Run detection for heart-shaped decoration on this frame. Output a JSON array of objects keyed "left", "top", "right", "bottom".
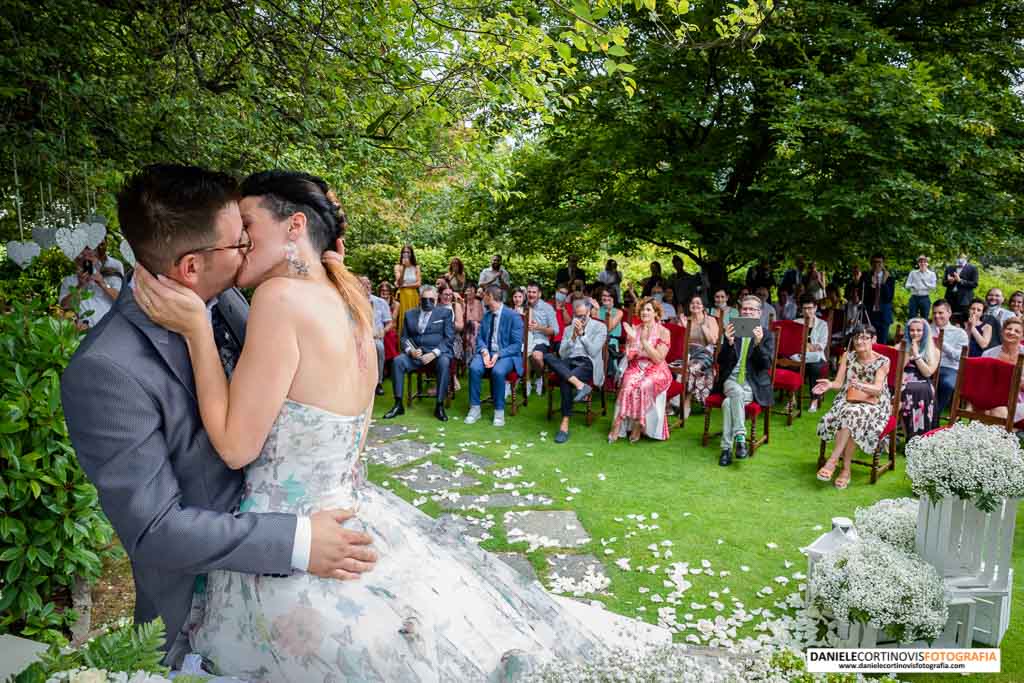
[
  {"left": 119, "top": 238, "right": 136, "bottom": 267},
  {"left": 56, "top": 225, "right": 90, "bottom": 260},
  {"left": 83, "top": 222, "right": 107, "bottom": 250},
  {"left": 31, "top": 227, "right": 58, "bottom": 249},
  {"left": 6, "top": 240, "right": 41, "bottom": 269}
]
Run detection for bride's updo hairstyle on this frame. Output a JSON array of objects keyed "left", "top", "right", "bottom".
[{"left": 240, "top": 170, "right": 372, "bottom": 339}]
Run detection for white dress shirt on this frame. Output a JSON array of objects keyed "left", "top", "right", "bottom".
[{"left": 904, "top": 268, "right": 937, "bottom": 296}]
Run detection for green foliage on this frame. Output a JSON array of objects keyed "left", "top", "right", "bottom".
[
  {"left": 12, "top": 619, "right": 169, "bottom": 682},
  {"left": 0, "top": 298, "right": 113, "bottom": 643},
  {"left": 0, "top": 249, "right": 74, "bottom": 310}
]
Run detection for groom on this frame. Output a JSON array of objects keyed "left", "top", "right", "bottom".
[{"left": 61, "top": 164, "right": 377, "bottom": 667}]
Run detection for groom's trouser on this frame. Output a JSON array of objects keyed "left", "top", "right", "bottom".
[{"left": 392, "top": 352, "right": 451, "bottom": 403}]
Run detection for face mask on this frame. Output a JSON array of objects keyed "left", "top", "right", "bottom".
[
  {"left": 653, "top": 293, "right": 664, "bottom": 302},
  {"left": 420, "top": 299, "right": 436, "bottom": 312},
  {"left": 957, "top": 258, "right": 967, "bottom": 267},
  {"left": 555, "top": 292, "right": 567, "bottom": 303}
]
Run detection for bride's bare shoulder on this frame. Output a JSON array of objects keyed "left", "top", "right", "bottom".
[{"left": 249, "top": 277, "right": 314, "bottom": 315}]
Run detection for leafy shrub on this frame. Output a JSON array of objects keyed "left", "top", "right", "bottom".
[
  {"left": 0, "top": 298, "right": 113, "bottom": 643},
  {"left": 0, "top": 248, "right": 75, "bottom": 311}
]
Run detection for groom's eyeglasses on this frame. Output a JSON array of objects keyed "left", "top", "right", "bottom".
[{"left": 173, "top": 229, "right": 253, "bottom": 265}]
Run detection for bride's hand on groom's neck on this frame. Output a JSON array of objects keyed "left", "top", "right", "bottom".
[
  {"left": 308, "top": 508, "right": 377, "bottom": 581},
  {"left": 134, "top": 265, "right": 208, "bottom": 337}
]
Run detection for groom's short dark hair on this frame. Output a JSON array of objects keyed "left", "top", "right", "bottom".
[{"left": 117, "top": 164, "right": 238, "bottom": 273}]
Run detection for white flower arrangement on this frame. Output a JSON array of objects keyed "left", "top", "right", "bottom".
[
  {"left": 854, "top": 498, "right": 919, "bottom": 553},
  {"left": 905, "top": 422, "right": 1024, "bottom": 512},
  {"left": 810, "top": 538, "right": 947, "bottom": 643},
  {"left": 45, "top": 669, "right": 172, "bottom": 683}
]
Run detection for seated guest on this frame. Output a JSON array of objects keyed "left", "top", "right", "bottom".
[
  {"left": 901, "top": 318, "right": 940, "bottom": 438},
  {"left": 551, "top": 286, "right": 575, "bottom": 350},
  {"left": 795, "top": 296, "right": 830, "bottom": 413},
  {"left": 713, "top": 295, "right": 775, "bottom": 466},
  {"left": 683, "top": 294, "right": 721, "bottom": 420},
  {"left": 465, "top": 286, "right": 524, "bottom": 427},
  {"left": 813, "top": 323, "right": 891, "bottom": 489},
  {"left": 544, "top": 299, "right": 607, "bottom": 443},
  {"left": 360, "top": 275, "right": 393, "bottom": 396},
  {"left": 593, "top": 286, "right": 624, "bottom": 381},
  {"left": 650, "top": 283, "right": 677, "bottom": 322},
  {"left": 511, "top": 287, "right": 527, "bottom": 316},
  {"left": 964, "top": 298, "right": 995, "bottom": 357},
  {"left": 597, "top": 259, "right": 623, "bottom": 304},
  {"left": 984, "top": 287, "right": 1012, "bottom": 330},
  {"left": 384, "top": 284, "right": 455, "bottom": 422},
  {"left": 661, "top": 286, "right": 680, "bottom": 322},
  {"left": 931, "top": 299, "right": 970, "bottom": 415},
  {"left": 463, "top": 283, "right": 483, "bottom": 365},
  {"left": 438, "top": 286, "right": 465, "bottom": 389},
  {"left": 622, "top": 288, "right": 638, "bottom": 325},
  {"left": 821, "top": 284, "right": 843, "bottom": 314},
  {"left": 982, "top": 317, "right": 1024, "bottom": 424},
  {"left": 525, "top": 282, "right": 558, "bottom": 396},
  {"left": 1010, "top": 290, "right": 1024, "bottom": 320},
  {"left": 712, "top": 288, "right": 738, "bottom": 327},
  {"left": 608, "top": 297, "right": 672, "bottom": 443},
  {"left": 754, "top": 286, "right": 776, "bottom": 329}
]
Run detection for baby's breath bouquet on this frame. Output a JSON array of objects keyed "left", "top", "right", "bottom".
[{"left": 854, "top": 498, "right": 918, "bottom": 553}]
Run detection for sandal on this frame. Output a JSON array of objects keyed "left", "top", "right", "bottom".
[
  {"left": 834, "top": 470, "right": 851, "bottom": 490},
  {"left": 816, "top": 457, "right": 839, "bottom": 482}
]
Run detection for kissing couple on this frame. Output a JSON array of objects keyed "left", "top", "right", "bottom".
[{"left": 61, "top": 165, "right": 604, "bottom": 682}]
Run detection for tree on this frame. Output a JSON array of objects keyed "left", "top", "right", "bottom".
[{"left": 456, "top": 0, "right": 1024, "bottom": 272}]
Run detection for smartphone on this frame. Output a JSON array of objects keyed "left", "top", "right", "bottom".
[
  {"left": 82, "top": 260, "right": 93, "bottom": 275},
  {"left": 731, "top": 317, "right": 759, "bottom": 338}
]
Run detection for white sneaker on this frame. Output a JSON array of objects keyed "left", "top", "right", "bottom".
[
  {"left": 535, "top": 378, "right": 543, "bottom": 395},
  {"left": 464, "top": 406, "right": 482, "bottom": 424},
  {"left": 525, "top": 381, "right": 533, "bottom": 397},
  {"left": 493, "top": 410, "right": 505, "bottom": 427},
  {"left": 808, "top": 401, "right": 819, "bottom": 414}
]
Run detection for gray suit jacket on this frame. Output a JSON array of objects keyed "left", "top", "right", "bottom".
[
  {"left": 61, "top": 282, "right": 296, "bottom": 663},
  {"left": 558, "top": 317, "right": 608, "bottom": 387}
]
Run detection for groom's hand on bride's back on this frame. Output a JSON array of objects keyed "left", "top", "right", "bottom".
[{"left": 309, "top": 509, "right": 377, "bottom": 580}]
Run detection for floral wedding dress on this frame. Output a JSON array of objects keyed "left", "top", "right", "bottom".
[{"left": 189, "top": 399, "right": 602, "bottom": 682}]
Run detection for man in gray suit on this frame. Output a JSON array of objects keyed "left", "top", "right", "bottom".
[
  {"left": 61, "top": 164, "right": 377, "bottom": 667},
  {"left": 383, "top": 284, "right": 455, "bottom": 422},
  {"left": 543, "top": 297, "right": 607, "bottom": 444}
]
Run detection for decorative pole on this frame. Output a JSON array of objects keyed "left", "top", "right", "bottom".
[{"left": 13, "top": 152, "right": 24, "bottom": 239}]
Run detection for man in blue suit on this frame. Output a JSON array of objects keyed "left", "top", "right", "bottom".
[
  {"left": 383, "top": 284, "right": 455, "bottom": 422},
  {"left": 465, "top": 285, "right": 524, "bottom": 427}
]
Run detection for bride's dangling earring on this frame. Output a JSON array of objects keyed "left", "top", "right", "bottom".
[{"left": 284, "top": 240, "right": 309, "bottom": 277}]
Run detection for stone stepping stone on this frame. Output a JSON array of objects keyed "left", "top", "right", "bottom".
[
  {"left": 448, "top": 450, "right": 494, "bottom": 471},
  {"left": 504, "top": 510, "right": 591, "bottom": 550},
  {"left": 366, "top": 422, "right": 416, "bottom": 445},
  {"left": 495, "top": 552, "right": 539, "bottom": 582},
  {"left": 393, "top": 462, "right": 481, "bottom": 493},
  {"left": 364, "top": 439, "right": 435, "bottom": 468},
  {"left": 546, "top": 554, "right": 610, "bottom": 596},
  {"left": 439, "top": 492, "right": 553, "bottom": 510},
  {"left": 435, "top": 514, "right": 495, "bottom": 544}
]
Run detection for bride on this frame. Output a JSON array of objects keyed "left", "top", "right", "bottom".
[{"left": 133, "top": 171, "right": 600, "bottom": 682}]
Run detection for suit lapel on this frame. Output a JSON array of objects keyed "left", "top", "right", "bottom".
[{"left": 117, "top": 277, "right": 197, "bottom": 398}]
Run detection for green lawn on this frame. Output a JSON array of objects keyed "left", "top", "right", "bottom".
[{"left": 369, "top": 382, "right": 1023, "bottom": 682}]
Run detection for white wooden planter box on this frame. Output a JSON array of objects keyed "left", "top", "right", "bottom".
[
  {"left": 915, "top": 496, "right": 1017, "bottom": 589},
  {"left": 946, "top": 569, "right": 1014, "bottom": 647},
  {"left": 833, "top": 596, "right": 976, "bottom": 650}
]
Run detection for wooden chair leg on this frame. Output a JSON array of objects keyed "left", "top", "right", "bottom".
[
  {"left": 702, "top": 407, "right": 712, "bottom": 447},
  {"left": 870, "top": 447, "right": 880, "bottom": 484},
  {"left": 786, "top": 392, "right": 795, "bottom": 427},
  {"left": 585, "top": 396, "right": 594, "bottom": 426},
  {"left": 509, "top": 382, "right": 518, "bottom": 416},
  {"left": 764, "top": 403, "right": 771, "bottom": 445}
]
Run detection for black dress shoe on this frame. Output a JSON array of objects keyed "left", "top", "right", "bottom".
[
  {"left": 375, "top": 384, "right": 385, "bottom": 396},
  {"left": 719, "top": 449, "right": 733, "bottom": 467},
  {"left": 734, "top": 441, "right": 749, "bottom": 460},
  {"left": 383, "top": 402, "right": 405, "bottom": 419},
  {"left": 434, "top": 404, "right": 448, "bottom": 422}
]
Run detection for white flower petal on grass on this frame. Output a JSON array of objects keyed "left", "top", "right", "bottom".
[
  {"left": 783, "top": 560, "right": 794, "bottom": 569},
  {"left": 701, "top": 559, "right": 711, "bottom": 568},
  {"left": 412, "top": 496, "right": 428, "bottom": 506},
  {"left": 740, "top": 565, "right": 750, "bottom": 572},
  {"left": 774, "top": 576, "right": 790, "bottom": 585},
  {"left": 597, "top": 473, "right": 606, "bottom": 480},
  {"left": 766, "top": 542, "right": 778, "bottom": 549},
  {"left": 615, "top": 558, "right": 631, "bottom": 571}
]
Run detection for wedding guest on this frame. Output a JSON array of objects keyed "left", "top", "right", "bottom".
[
  {"left": 543, "top": 298, "right": 606, "bottom": 443},
  {"left": 465, "top": 286, "right": 523, "bottom": 427},
  {"left": 650, "top": 283, "right": 677, "bottom": 322},
  {"left": 821, "top": 284, "right": 843, "bottom": 314},
  {"left": 360, "top": 275, "right": 393, "bottom": 397},
  {"left": 511, "top": 287, "right": 527, "bottom": 316},
  {"left": 745, "top": 259, "right": 775, "bottom": 294},
  {"left": 964, "top": 298, "right": 994, "bottom": 357},
  {"left": 1010, "top": 291, "right": 1024, "bottom": 319},
  {"left": 393, "top": 244, "right": 421, "bottom": 336},
  {"left": 463, "top": 283, "right": 484, "bottom": 365},
  {"left": 621, "top": 288, "right": 638, "bottom": 325},
  {"left": 713, "top": 295, "right": 775, "bottom": 466},
  {"left": 447, "top": 257, "right": 467, "bottom": 292},
  {"left": 985, "top": 287, "right": 1015, "bottom": 325},
  {"left": 813, "top": 323, "right": 891, "bottom": 489},
  {"left": 379, "top": 281, "right": 400, "bottom": 366},
  {"left": 555, "top": 254, "right": 587, "bottom": 290},
  {"left": 594, "top": 286, "right": 624, "bottom": 382},
  {"left": 844, "top": 263, "right": 867, "bottom": 305},
  {"left": 597, "top": 259, "right": 623, "bottom": 304},
  {"left": 478, "top": 254, "right": 511, "bottom": 301},
  {"left": 943, "top": 252, "right": 979, "bottom": 323},
  {"left": 804, "top": 261, "right": 827, "bottom": 302},
  {"left": 982, "top": 317, "right": 1024, "bottom": 424},
  {"left": 780, "top": 256, "right": 806, "bottom": 293},
  {"left": 379, "top": 281, "right": 399, "bottom": 321},
  {"left": 904, "top": 255, "right": 937, "bottom": 320},
  {"left": 900, "top": 318, "right": 939, "bottom": 438},
  {"left": 775, "top": 287, "right": 797, "bottom": 321},
  {"left": 439, "top": 286, "right": 465, "bottom": 386},
  {"left": 865, "top": 253, "right": 896, "bottom": 344},
  {"left": 60, "top": 245, "right": 124, "bottom": 328},
  {"left": 931, "top": 299, "right": 969, "bottom": 415},
  {"left": 661, "top": 286, "right": 680, "bottom": 323},
  {"left": 755, "top": 286, "right": 776, "bottom": 329},
  {"left": 713, "top": 288, "right": 738, "bottom": 327},
  {"left": 525, "top": 282, "right": 557, "bottom": 397},
  {"left": 641, "top": 261, "right": 666, "bottom": 296},
  {"left": 683, "top": 294, "right": 720, "bottom": 420},
  {"left": 608, "top": 297, "right": 672, "bottom": 443},
  {"left": 668, "top": 255, "right": 699, "bottom": 308},
  {"left": 551, "top": 287, "right": 576, "bottom": 351},
  {"left": 795, "top": 296, "right": 830, "bottom": 413}
]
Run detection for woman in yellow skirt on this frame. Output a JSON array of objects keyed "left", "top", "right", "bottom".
[{"left": 393, "top": 244, "right": 421, "bottom": 336}]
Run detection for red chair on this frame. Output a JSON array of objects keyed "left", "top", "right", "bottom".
[
  {"left": 816, "top": 342, "right": 905, "bottom": 484},
  {"left": 662, "top": 322, "right": 690, "bottom": 428},
  {"left": 771, "top": 320, "right": 808, "bottom": 426},
  {"left": 701, "top": 337, "right": 773, "bottom": 456},
  {"left": 383, "top": 328, "right": 400, "bottom": 361},
  {"left": 480, "top": 313, "right": 527, "bottom": 416},
  {"left": 546, "top": 333, "right": 607, "bottom": 426},
  {"left": 949, "top": 348, "right": 1024, "bottom": 432}
]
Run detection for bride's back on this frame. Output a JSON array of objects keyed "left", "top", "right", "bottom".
[{"left": 262, "top": 275, "right": 376, "bottom": 418}]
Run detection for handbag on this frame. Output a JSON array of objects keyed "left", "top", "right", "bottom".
[{"left": 845, "top": 385, "right": 879, "bottom": 405}]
